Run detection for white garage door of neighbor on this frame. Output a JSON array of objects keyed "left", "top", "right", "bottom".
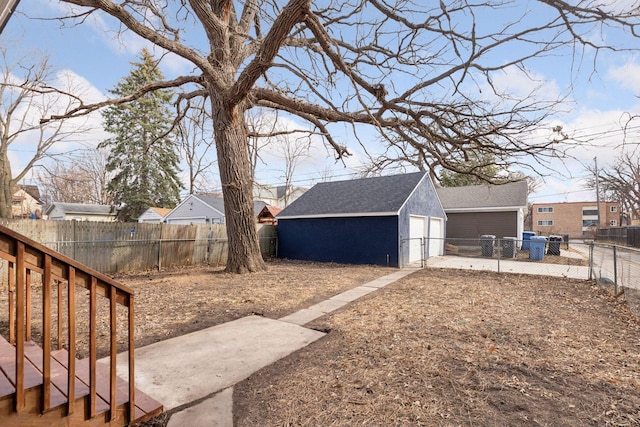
[
  {"left": 428, "top": 217, "right": 443, "bottom": 257},
  {"left": 409, "top": 216, "right": 426, "bottom": 263}
]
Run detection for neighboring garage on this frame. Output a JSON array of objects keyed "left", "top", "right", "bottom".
[
  {"left": 276, "top": 172, "right": 446, "bottom": 267},
  {"left": 435, "top": 181, "right": 528, "bottom": 244}
]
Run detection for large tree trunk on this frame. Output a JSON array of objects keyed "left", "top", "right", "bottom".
[
  {"left": 211, "top": 96, "right": 266, "bottom": 273},
  {"left": 0, "top": 152, "right": 13, "bottom": 218}
]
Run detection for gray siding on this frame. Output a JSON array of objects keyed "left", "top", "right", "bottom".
[
  {"left": 397, "top": 175, "right": 447, "bottom": 266},
  {"left": 165, "top": 196, "right": 224, "bottom": 224}
]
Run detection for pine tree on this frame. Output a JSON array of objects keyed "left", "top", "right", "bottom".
[{"left": 100, "top": 49, "right": 182, "bottom": 221}]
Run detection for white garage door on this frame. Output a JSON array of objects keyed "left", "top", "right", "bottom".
[
  {"left": 409, "top": 216, "right": 426, "bottom": 263},
  {"left": 428, "top": 217, "right": 444, "bottom": 257}
]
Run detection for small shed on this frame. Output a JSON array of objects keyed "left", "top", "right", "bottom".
[
  {"left": 277, "top": 172, "right": 446, "bottom": 267},
  {"left": 258, "top": 205, "right": 282, "bottom": 225},
  {"left": 436, "top": 181, "right": 528, "bottom": 243}
]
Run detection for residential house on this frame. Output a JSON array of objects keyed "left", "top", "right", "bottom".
[
  {"left": 163, "top": 193, "right": 268, "bottom": 225},
  {"left": 12, "top": 184, "right": 43, "bottom": 218},
  {"left": 436, "top": 181, "right": 528, "bottom": 243},
  {"left": 253, "top": 184, "right": 306, "bottom": 208},
  {"left": 45, "top": 202, "right": 118, "bottom": 221},
  {"left": 276, "top": 172, "right": 446, "bottom": 267},
  {"left": 531, "top": 201, "right": 621, "bottom": 238}
]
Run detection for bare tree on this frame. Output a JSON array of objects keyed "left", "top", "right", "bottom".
[
  {"left": 0, "top": 45, "right": 92, "bottom": 217},
  {"left": 586, "top": 152, "right": 640, "bottom": 224},
  {"left": 47, "top": 0, "right": 640, "bottom": 272},
  {"left": 36, "top": 147, "right": 113, "bottom": 206},
  {"left": 177, "top": 97, "right": 218, "bottom": 194}
]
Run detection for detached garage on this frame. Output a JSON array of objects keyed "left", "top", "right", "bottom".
[
  {"left": 435, "top": 181, "right": 528, "bottom": 243},
  {"left": 277, "top": 172, "right": 446, "bottom": 267}
]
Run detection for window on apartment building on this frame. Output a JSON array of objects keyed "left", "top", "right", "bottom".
[
  {"left": 610, "top": 206, "right": 617, "bottom": 212},
  {"left": 537, "top": 207, "right": 553, "bottom": 213},
  {"left": 537, "top": 220, "right": 553, "bottom": 226},
  {"left": 582, "top": 209, "right": 598, "bottom": 216},
  {"left": 582, "top": 219, "right": 598, "bottom": 227},
  {"left": 610, "top": 220, "right": 618, "bottom": 226}
]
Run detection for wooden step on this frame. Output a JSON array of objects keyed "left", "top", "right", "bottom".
[{"left": 0, "top": 336, "right": 163, "bottom": 426}]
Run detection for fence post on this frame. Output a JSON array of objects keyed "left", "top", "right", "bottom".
[
  {"left": 496, "top": 239, "right": 502, "bottom": 273},
  {"left": 613, "top": 245, "right": 618, "bottom": 295},
  {"left": 588, "top": 242, "right": 594, "bottom": 281},
  {"left": 158, "top": 237, "right": 162, "bottom": 272}
]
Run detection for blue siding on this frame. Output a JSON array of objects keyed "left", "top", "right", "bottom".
[{"left": 278, "top": 216, "right": 399, "bottom": 267}]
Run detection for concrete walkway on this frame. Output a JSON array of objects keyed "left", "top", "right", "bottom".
[
  {"left": 427, "top": 253, "right": 591, "bottom": 280},
  {"left": 99, "top": 268, "right": 420, "bottom": 426}
]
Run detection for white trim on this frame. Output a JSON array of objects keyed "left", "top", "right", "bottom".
[
  {"left": 444, "top": 206, "right": 526, "bottom": 213},
  {"left": 277, "top": 211, "right": 398, "bottom": 220}
]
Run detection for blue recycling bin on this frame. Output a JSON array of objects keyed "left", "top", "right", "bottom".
[
  {"left": 529, "top": 236, "right": 547, "bottom": 261},
  {"left": 522, "top": 231, "right": 536, "bottom": 250}
]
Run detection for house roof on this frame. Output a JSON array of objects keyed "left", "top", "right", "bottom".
[
  {"left": 259, "top": 205, "right": 283, "bottom": 218},
  {"left": 188, "top": 194, "right": 268, "bottom": 217},
  {"left": 150, "top": 207, "right": 172, "bottom": 217},
  {"left": 45, "top": 202, "right": 116, "bottom": 216},
  {"left": 278, "top": 172, "right": 429, "bottom": 218},
  {"left": 15, "top": 184, "right": 41, "bottom": 201},
  {"left": 195, "top": 194, "right": 226, "bottom": 214},
  {"left": 435, "top": 181, "right": 528, "bottom": 210}
]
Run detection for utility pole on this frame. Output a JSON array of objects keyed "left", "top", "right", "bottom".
[
  {"left": 594, "top": 157, "right": 601, "bottom": 227},
  {"left": 0, "top": 0, "right": 20, "bottom": 34}
]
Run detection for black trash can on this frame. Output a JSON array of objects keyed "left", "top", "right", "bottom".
[
  {"left": 547, "top": 235, "right": 562, "bottom": 255},
  {"left": 502, "top": 237, "right": 517, "bottom": 258},
  {"left": 480, "top": 235, "right": 495, "bottom": 257},
  {"left": 563, "top": 234, "right": 569, "bottom": 249}
]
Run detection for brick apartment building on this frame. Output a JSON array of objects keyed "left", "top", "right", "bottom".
[{"left": 530, "top": 201, "right": 621, "bottom": 239}]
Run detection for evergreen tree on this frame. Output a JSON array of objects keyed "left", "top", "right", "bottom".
[{"left": 100, "top": 49, "right": 182, "bottom": 221}]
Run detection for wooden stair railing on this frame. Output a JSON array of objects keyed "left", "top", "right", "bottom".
[{"left": 0, "top": 224, "right": 147, "bottom": 425}]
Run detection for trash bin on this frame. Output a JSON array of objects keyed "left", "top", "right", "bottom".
[
  {"left": 522, "top": 231, "right": 536, "bottom": 250},
  {"left": 529, "top": 236, "right": 547, "bottom": 261},
  {"left": 480, "top": 235, "right": 495, "bottom": 257},
  {"left": 563, "top": 234, "right": 569, "bottom": 249},
  {"left": 547, "top": 235, "right": 562, "bottom": 255},
  {"left": 502, "top": 237, "right": 517, "bottom": 258}
]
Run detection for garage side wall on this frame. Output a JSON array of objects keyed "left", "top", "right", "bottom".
[
  {"left": 397, "top": 178, "right": 447, "bottom": 266},
  {"left": 278, "top": 216, "right": 399, "bottom": 267}
]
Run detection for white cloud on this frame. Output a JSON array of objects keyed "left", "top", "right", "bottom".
[
  {"left": 8, "top": 68, "right": 109, "bottom": 176},
  {"left": 607, "top": 58, "right": 640, "bottom": 93}
]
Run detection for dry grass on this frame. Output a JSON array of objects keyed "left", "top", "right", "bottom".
[
  {"left": 3, "top": 259, "right": 639, "bottom": 425},
  {"left": 234, "top": 268, "right": 640, "bottom": 426}
]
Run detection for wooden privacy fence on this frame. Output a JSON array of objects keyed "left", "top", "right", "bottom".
[{"left": 0, "top": 219, "right": 277, "bottom": 275}]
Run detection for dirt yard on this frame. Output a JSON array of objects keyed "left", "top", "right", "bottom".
[
  {"left": 127, "top": 260, "right": 640, "bottom": 426},
  {"left": 4, "top": 259, "right": 639, "bottom": 425}
]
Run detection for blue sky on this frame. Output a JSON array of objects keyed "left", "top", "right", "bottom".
[{"left": 3, "top": 0, "right": 640, "bottom": 203}]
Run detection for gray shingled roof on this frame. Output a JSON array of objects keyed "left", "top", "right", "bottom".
[
  {"left": 47, "top": 202, "right": 116, "bottom": 215},
  {"left": 278, "top": 172, "right": 428, "bottom": 218},
  {"left": 435, "top": 181, "right": 528, "bottom": 210},
  {"left": 196, "top": 194, "right": 226, "bottom": 214},
  {"left": 196, "top": 194, "right": 268, "bottom": 216}
]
